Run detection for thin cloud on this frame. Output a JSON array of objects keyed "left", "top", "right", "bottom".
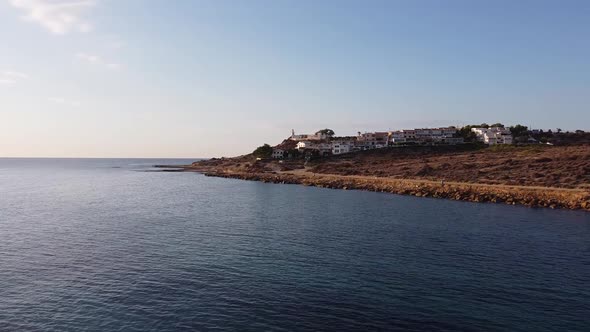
[
  {"left": 76, "top": 52, "right": 101, "bottom": 64},
  {"left": 76, "top": 52, "right": 121, "bottom": 70},
  {"left": 3, "top": 70, "right": 29, "bottom": 79},
  {"left": 48, "top": 97, "right": 81, "bottom": 107},
  {"left": 0, "top": 70, "right": 29, "bottom": 86},
  {"left": 9, "top": 0, "right": 97, "bottom": 35},
  {"left": 107, "top": 39, "right": 125, "bottom": 50},
  {"left": 0, "top": 79, "right": 16, "bottom": 86}
]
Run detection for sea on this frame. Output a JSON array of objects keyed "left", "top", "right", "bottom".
[{"left": 0, "top": 158, "right": 589, "bottom": 331}]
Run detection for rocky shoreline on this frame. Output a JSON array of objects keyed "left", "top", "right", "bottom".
[
  {"left": 202, "top": 170, "right": 590, "bottom": 211},
  {"left": 155, "top": 144, "right": 590, "bottom": 211}
]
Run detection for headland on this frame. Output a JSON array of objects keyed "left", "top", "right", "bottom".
[{"left": 159, "top": 143, "right": 590, "bottom": 211}]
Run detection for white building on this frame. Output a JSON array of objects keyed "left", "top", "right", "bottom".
[
  {"left": 390, "top": 127, "right": 460, "bottom": 144},
  {"left": 289, "top": 129, "right": 329, "bottom": 141},
  {"left": 331, "top": 140, "right": 354, "bottom": 155},
  {"left": 356, "top": 132, "right": 389, "bottom": 149},
  {"left": 290, "top": 134, "right": 312, "bottom": 141},
  {"left": 390, "top": 131, "right": 407, "bottom": 144},
  {"left": 414, "top": 127, "right": 457, "bottom": 142},
  {"left": 471, "top": 127, "right": 513, "bottom": 145}
]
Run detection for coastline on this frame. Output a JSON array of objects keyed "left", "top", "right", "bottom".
[
  {"left": 155, "top": 145, "right": 590, "bottom": 211},
  {"left": 159, "top": 165, "right": 590, "bottom": 211}
]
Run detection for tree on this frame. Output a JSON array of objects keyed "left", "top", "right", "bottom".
[
  {"left": 458, "top": 125, "right": 477, "bottom": 141},
  {"left": 479, "top": 123, "right": 490, "bottom": 128},
  {"left": 490, "top": 123, "right": 504, "bottom": 128},
  {"left": 316, "top": 128, "right": 335, "bottom": 137},
  {"left": 252, "top": 144, "right": 273, "bottom": 158},
  {"left": 509, "top": 124, "right": 529, "bottom": 137}
]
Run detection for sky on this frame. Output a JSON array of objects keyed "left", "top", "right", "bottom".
[{"left": 1, "top": 0, "right": 589, "bottom": 158}]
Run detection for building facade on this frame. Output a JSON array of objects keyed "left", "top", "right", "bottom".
[
  {"left": 271, "top": 148, "right": 284, "bottom": 159},
  {"left": 356, "top": 132, "right": 390, "bottom": 149},
  {"left": 331, "top": 140, "right": 354, "bottom": 155},
  {"left": 289, "top": 129, "right": 330, "bottom": 141},
  {"left": 391, "top": 127, "right": 461, "bottom": 144},
  {"left": 471, "top": 127, "right": 513, "bottom": 145}
]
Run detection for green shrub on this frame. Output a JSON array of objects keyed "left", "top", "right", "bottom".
[{"left": 253, "top": 144, "right": 273, "bottom": 158}]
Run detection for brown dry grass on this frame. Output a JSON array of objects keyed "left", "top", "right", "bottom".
[{"left": 309, "top": 145, "right": 590, "bottom": 189}]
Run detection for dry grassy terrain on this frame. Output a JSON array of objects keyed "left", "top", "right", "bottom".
[
  {"left": 309, "top": 145, "right": 590, "bottom": 189},
  {"left": 189, "top": 145, "right": 590, "bottom": 189}
]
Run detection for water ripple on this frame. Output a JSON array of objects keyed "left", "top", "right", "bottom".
[{"left": 0, "top": 158, "right": 589, "bottom": 331}]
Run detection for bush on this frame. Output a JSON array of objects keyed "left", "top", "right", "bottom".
[
  {"left": 509, "top": 124, "right": 529, "bottom": 137},
  {"left": 316, "top": 128, "right": 335, "bottom": 137},
  {"left": 253, "top": 144, "right": 273, "bottom": 158}
]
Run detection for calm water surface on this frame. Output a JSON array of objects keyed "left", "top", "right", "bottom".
[{"left": 1, "top": 158, "right": 589, "bottom": 331}]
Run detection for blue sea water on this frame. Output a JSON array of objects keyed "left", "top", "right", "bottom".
[{"left": 0, "top": 158, "right": 589, "bottom": 331}]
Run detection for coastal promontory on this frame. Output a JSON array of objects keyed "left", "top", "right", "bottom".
[{"left": 160, "top": 127, "right": 590, "bottom": 211}]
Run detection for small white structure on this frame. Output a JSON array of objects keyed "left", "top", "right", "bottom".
[
  {"left": 295, "top": 141, "right": 314, "bottom": 150},
  {"left": 295, "top": 141, "right": 332, "bottom": 156}
]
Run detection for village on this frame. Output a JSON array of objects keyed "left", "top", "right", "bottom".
[{"left": 268, "top": 125, "right": 516, "bottom": 159}]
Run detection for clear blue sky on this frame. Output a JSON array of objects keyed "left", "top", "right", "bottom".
[{"left": 1, "top": 0, "right": 589, "bottom": 157}]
